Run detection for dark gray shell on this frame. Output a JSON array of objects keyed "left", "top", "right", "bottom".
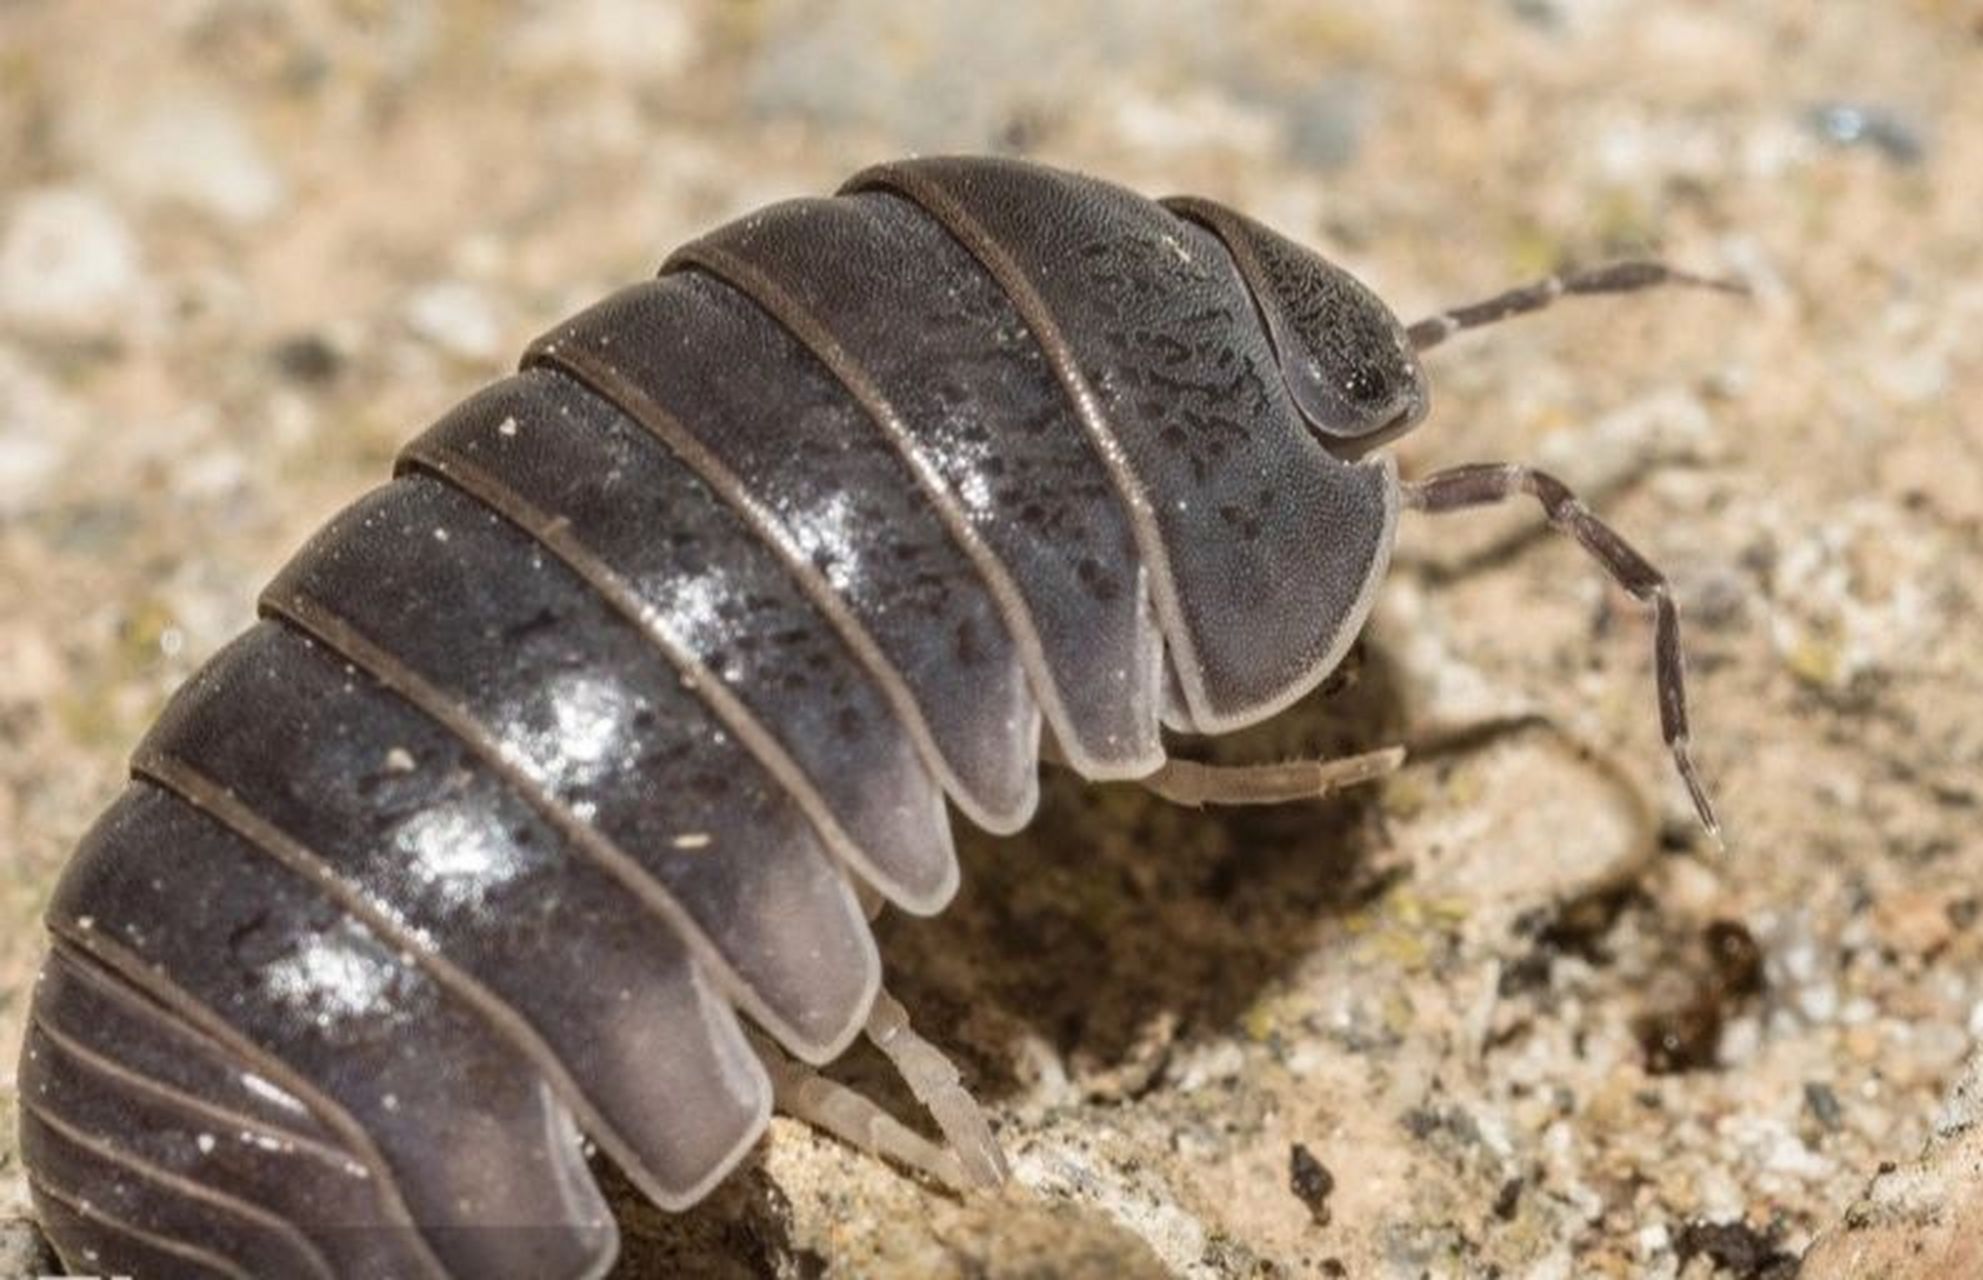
[{"left": 19, "top": 156, "right": 1411, "bottom": 1278}]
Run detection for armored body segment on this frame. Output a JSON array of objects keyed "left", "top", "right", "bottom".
[
  {"left": 530, "top": 272, "right": 1043, "bottom": 831},
  {"left": 24, "top": 947, "right": 432, "bottom": 1279},
  {"left": 22, "top": 1019, "right": 402, "bottom": 1279},
  {"left": 851, "top": 157, "right": 1398, "bottom": 733},
  {"left": 140, "top": 621, "right": 772, "bottom": 1209},
  {"left": 30, "top": 1177, "right": 247, "bottom": 1280},
  {"left": 29, "top": 943, "right": 344, "bottom": 1148},
  {"left": 401, "top": 370, "right": 958, "bottom": 912},
  {"left": 47, "top": 784, "right": 616, "bottom": 1280},
  {"left": 263, "top": 476, "right": 881, "bottom": 1062},
  {"left": 676, "top": 191, "right": 1165, "bottom": 778},
  {"left": 20, "top": 1094, "right": 333, "bottom": 1279}
]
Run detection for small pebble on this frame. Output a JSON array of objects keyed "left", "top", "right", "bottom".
[
  {"left": 0, "top": 1219, "right": 57, "bottom": 1279},
  {"left": 99, "top": 94, "right": 287, "bottom": 225},
  {"left": 1636, "top": 999, "right": 1723, "bottom": 1074},
  {"left": 1804, "top": 101, "right": 1925, "bottom": 165},
  {"left": 1804, "top": 1081, "right": 1843, "bottom": 1131},
  {"left": 506, "top": 0, "right": 701, "bottom": 79},
  {"left": 1673, "top": 1218, "right": 1799, "bottom": 1278},
  {"left": 270, "top": 334, "right": 344, "bottom": 385},
  {"left": 1288, "top": 1143, "right": 1335, "bottom": 1225},
  {"left": 405, "top": 280, "right": 505, "bottom": 363},
  {"left": 1706, "top": 920, "right": 1765, "bottom": 997},
  {"left": 0, "top": 187, "right": 141, "bottom": 336}
]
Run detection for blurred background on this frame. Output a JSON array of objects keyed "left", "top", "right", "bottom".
[{"left": 0, "top": 1, "right": 1978, "bottom": 1275}]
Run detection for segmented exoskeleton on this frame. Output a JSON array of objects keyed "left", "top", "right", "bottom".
[{"left": 18, "top": 156, "right": 1734, "bottom": 1279}]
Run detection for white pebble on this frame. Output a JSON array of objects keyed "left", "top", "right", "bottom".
[
  {"left": 100, "top": 95, "right": 286, "bottom": 226},
  {"left": 0, "top": 187, "right": 140, "bottom": 336},
  {"left": 506, "top": 0, "right": 700, "bottom": 79},
  {"left": 405, "top": 280, "right": 504, "bottom": 362},
  {"left": 1796, "top": 981, "right": 1839, "bottom": 1023},
  {"left": 1165, "top": 1040, "right": 1245, "bottom": 1093},
  {"left": 0, "top": 345, "right": 85, "bottom": 513}
]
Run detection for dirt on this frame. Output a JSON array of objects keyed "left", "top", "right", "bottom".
[{"left": 1, "top": 1, "right": 1979, "bottom": 1277}]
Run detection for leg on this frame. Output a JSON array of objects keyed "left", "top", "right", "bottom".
[
  {"left": 1138, "top": 746, "right": 1405, "bottom": 808},
  {"left": 1402, "top": 463, "right": 1720, "bottom": 840},
  {"left": 863, "top": 991, "right": 1008, "bottom": 1190},
  {"left": 748, "top": 1030, "right": 981, "bottom": 1194},
  {"left": 1406, "top": 260, "right": 1746, "bottom": 352}
]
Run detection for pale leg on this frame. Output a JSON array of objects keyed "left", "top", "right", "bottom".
[
  {"left": 749, "top": 1030, "right": 980, "bottom": 1193},
  {"left": 1137, "top": 745, "right": 1405, "bottom": 808},
  {"left": 750, "top": 988, "right": 1008, "bottom": 1194},
  {"left": 863, "top": 991, "right": 1008, "bottom": 1189}
]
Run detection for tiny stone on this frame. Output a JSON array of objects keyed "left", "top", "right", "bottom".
[
  {"left": 1673, "top": 1218, "right": 1798, "bottom": 1277},
  {"left": 0, "top": 346, "right": 84, "bottom": 513},
  {"left": 405, "top": 280, "right": 505, "bottom": 362},
  {"left": 1636, "top": 999, "right": 1724, "bottom": 1074},
  {"left": 1288, "top": 1142, "right": 1335, "bottom": 1224},
  {"left": 1705, "top": 919, "right": 1765, "bottom": 997},
  {"left": 1803, "top": 101, "right": 1926, "bottom": 165},
  {"left": 100, "top": 94, "right": 287, "bottom": 225},
  {"left": 1717, "top": 1012, "right": 1762, "bottom": 1065},
  {"left": 270, "top": 333, "right": 344, "bottom": 385},
  {"left": 0, "top": 187, "right": 141, "bottom": 336},
  {"left": 1873, "top": 890, "right": 1956, "bottom": 957},
  {"left": 1797, "top": 981, "right": 1840, "bottom": 1024},
  {"left": 506, "top": 0, "right": 701, "bottom": 79},
  {"left": 1804, "top": 1081, "right": 1843, "bottom": 1131},
  {"left": 0, "top": 1218, "right": 57, "bottom": 1278}
]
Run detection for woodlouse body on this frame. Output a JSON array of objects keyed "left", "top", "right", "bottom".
[{"left": 18, "top": 156, "right": 1724, "bottom": 1278}]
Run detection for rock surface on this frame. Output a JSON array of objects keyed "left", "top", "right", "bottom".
[{"left": 1, "top": 1, "right": 1979, "bottom": 1276}]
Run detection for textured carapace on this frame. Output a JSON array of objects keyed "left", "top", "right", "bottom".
[
  {"left": 18, "top": 156, "right": 1725, "bottom": 1278},
  {"left": 1164, "top": 196, "right": 1429, "bottom": 455}
]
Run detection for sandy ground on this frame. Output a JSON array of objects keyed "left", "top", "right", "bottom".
[{"left": 1, "top": 1, "right": 1979, "bottom": 1276}]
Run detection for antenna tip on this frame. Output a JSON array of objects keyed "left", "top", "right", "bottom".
[{"left": 1674, "top": 743, "right": 1725, "bottom": 852}]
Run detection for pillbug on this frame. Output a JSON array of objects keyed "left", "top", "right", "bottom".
[{"left": 17, "top": 156, "right": 1737, "bottom": 1278}]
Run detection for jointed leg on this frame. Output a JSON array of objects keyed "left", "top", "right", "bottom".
[
  {"left": 1407, "top": 260, "right": 1746, "bottom": 352},
  {"left": 1138, "top": 746, "right": 1405, "bottom": 808},
  {"left": 1402, "top": 463, "right": 1720, "bottom": 840},
  {"left": 749, "top": 1029, "right": 982, "bottom": 1194},
  {"left": 751, "top": 989, "right": 1008, "bottom": 1195},
  {"left": 864, "top": 992, "right": 1008, "bottom": 1189}
]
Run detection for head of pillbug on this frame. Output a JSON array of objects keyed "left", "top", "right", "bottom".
[{"left": 1168, "top": 198, "right": 1430, "bottom": 459}]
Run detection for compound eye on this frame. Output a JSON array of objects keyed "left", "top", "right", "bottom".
[
  {"left": 1341, "top": 359, "right": 1392, "bottom": 407},
  {"left": 1284, "top": 344, "right": 1417, "bottom": 444},
  {"left": 1162, "top": 195, "right": 1427, "bottom": 454}
]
